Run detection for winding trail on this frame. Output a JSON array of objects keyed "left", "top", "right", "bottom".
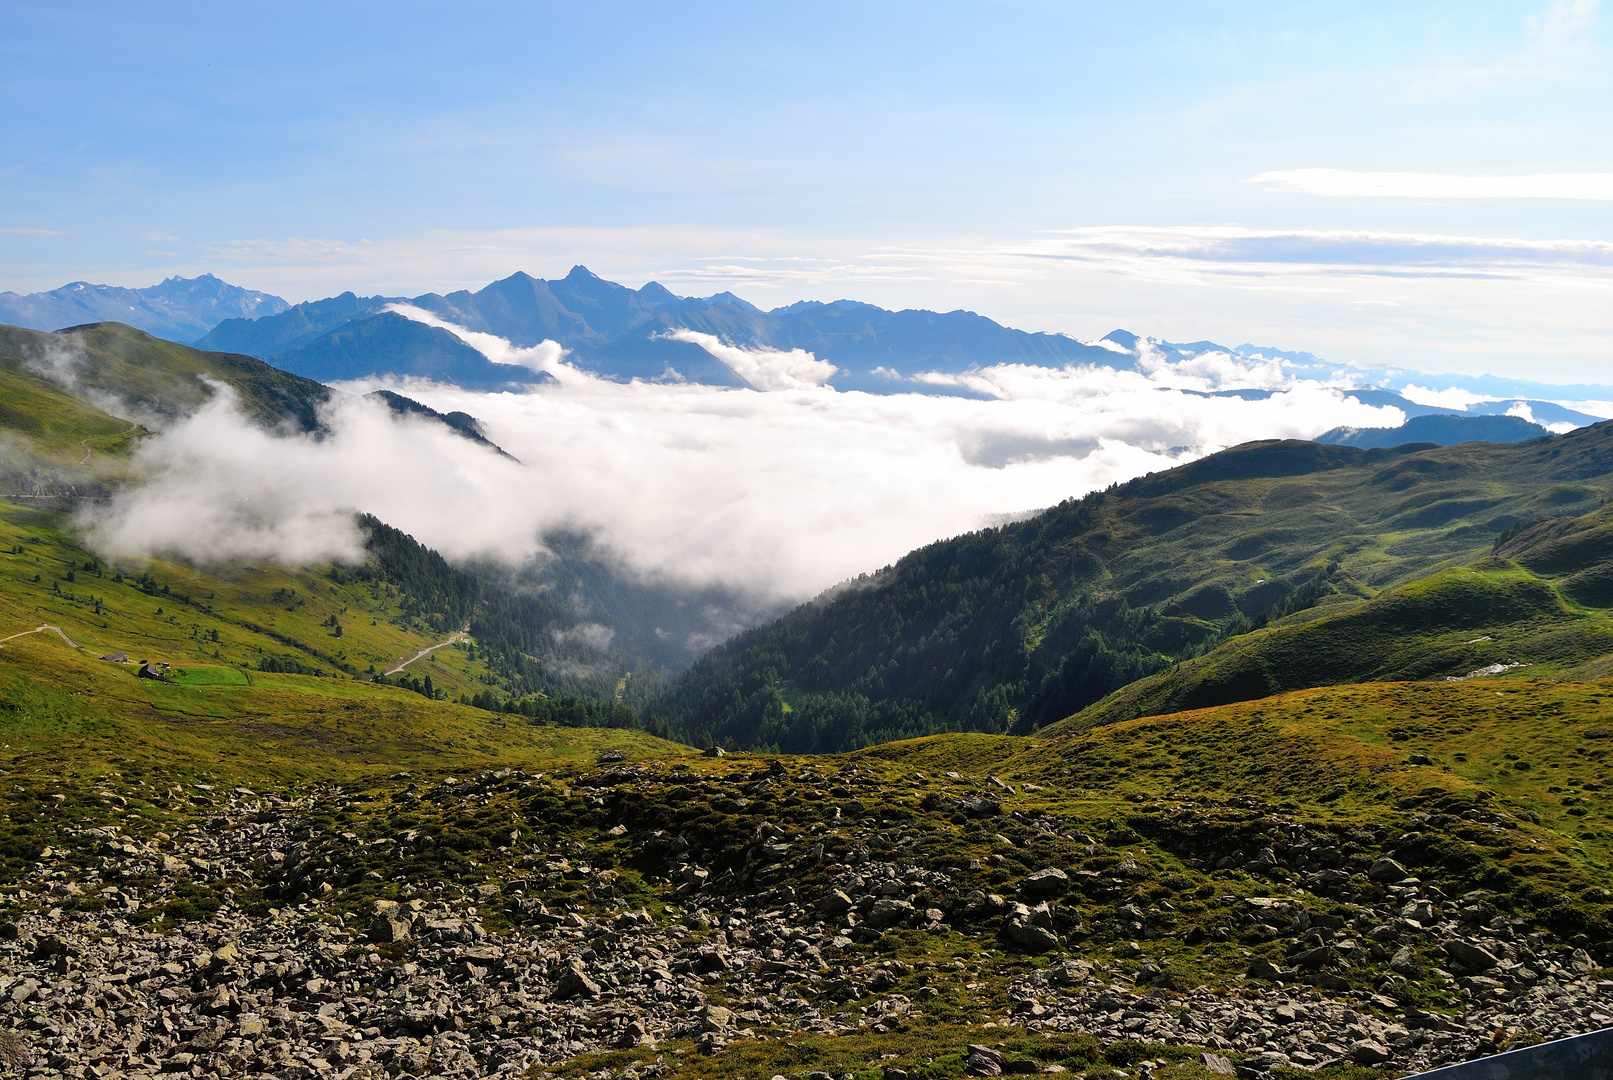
[
  {"left": 79, "top": 423, "right": 142, "bottom": 465},
  {"left": 0, "top": 624, "right": 83, "bottom": 650},
  {"left": 384, "top": 630, "right": 468, "bottom": 676}
]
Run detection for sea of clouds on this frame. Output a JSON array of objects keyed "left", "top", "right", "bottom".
[{"left": 84, "top": 316, "right": 1403, "bottom": 606}]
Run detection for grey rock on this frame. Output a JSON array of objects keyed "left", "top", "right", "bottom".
[
  {"left": 1247, "top": 957, "right": 1288, "bottom": 981},
  {"left": 966, "top": 1043, "right": 1005, "bottom": 1076},
  {"left": 1350, "top": 1040, "right": 1393, "bottom": 1065},
  {"left": 1368, "top": 858, "right": 1408, "bottom": 883},
  {"left": 1018, "top": 868, "right": 1070, "bottom": 900},
  {"left": 867, "top": 898, "right": 915, "bottom": 928},
  {"left": 1004, "top": 920, "right": 1060, "bottom": 952},
  {"left": 1445, "top": 940, "right": 1498, "bottom": 971},
  {"left": 553, "top": 959, "right": 602, "bottom": 999},
  {"left": 1391, "top": 944, "right": 1422, "bottom": 975},
  {"left": 816, "top": 889, "right": 854, "bottom": 916}
]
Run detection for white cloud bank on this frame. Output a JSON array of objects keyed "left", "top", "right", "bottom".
[
  {"left": 1251, "top": 169, "right": 1613, "bottom": 201},
  {"left": 661, "top": 329, "right": 837, "bottom": 390},
  {"left": 87, "top": 322, "right": 1404, "bottom": 606}
]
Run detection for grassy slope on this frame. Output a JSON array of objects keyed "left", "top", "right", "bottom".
[
  {"left": 5, "top": 616, "right": 1610, "bottom": 1080},
  {"left": 0, "top": 364, "right": 142, "bottom": 466},
  {"left": 0, "top": 499, "right": 498, "bottom": 699},
  {"left": 658, "top": 428, "right": 1613, "bottom": 751},
  {"left": 1060, "top": 501, "right": 1613, "bottom": 730},
  {"left": 0, "top": 321, "right": 331, "bottom": 432}
]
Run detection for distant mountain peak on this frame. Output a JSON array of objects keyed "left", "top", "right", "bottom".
[
  {"left": 1100, "top": 329, "right": 1140, "bottom": 349},
  {"left": 565, "top": 264, "right": 603, "bottom": 281},
  {"left": 0, "top": 274, "right": 289, "bottom": 343},
  {"left": 701, "top": 291, "right": 760, "bottom": 313}
]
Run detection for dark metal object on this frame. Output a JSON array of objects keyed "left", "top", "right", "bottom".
[{"left": 1403, "top": 1027, "right": 1613, "bottom": 1080}]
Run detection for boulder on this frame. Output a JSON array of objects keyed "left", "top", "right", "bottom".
[
  {"left": 867, "top": 898, "right": 915, "bottom": 928},
  {"left": 965, "top": 1044, "right": 1004, "bottom": 1077},
  {"left": 1247, "top": 957, "right": 1288, "bottom": 981},
  {"left": 1367, "top": 858, "right": 1408, "bottom": 883},
  {"left": 1003, "top": 904, "right": 1059, "bottom": 952},
  {"left": 1018, "top": 868, "right": 1070, "bottom": 900},
  {"left": 367, "top": 915, "right": 412, "bottom": 943},
  {"left": 1349, "top": 1040, "right": 1393, "bottom": 1065},
  {"left": 1004, "top": 920, "right": 1060, "bottom": 952},
  {"left": 816, "top": 889, "right": 854, "bottom": 916},
  {"left": 553, "top": 959, "right": 602, "bottom": 999},
  {"left": 1444, "top": 940, "right": 1498, "bottom": 972}
]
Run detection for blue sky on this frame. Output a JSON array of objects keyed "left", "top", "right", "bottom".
[{"left": 2, "top": 1, "right": 1610, "bottom": 377}]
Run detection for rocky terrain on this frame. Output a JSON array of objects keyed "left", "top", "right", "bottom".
[{"left": 2, "top": 748, "right": 1610, "bottom": 1080}]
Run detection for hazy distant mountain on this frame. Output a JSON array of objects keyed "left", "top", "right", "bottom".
[
  {"left": 0, "top": 275, "right": 287, "bottom": 342},
  {"left": 26, "top": 268, "right": 1613, "bottom": 414},
  {"left": 207, "top": 265, "right": 1119, "bottom": 390},
  {"left": 1317, "top": 413, "right": 1550, "bottom": 448},
  {"left": 195, "top": 291, "right": 400, "bottom": 355},
  {"left": 271, "top": 311, "right": 549, "bottom": 391}
]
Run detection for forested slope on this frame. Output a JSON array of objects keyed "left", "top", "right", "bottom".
[{"left": 657, "top": 426, "right": 1613, "bottom": 752}]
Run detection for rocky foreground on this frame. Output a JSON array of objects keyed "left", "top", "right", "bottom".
[{"left": 2, "top": 760, "right": 1611, "bottom": 1080}]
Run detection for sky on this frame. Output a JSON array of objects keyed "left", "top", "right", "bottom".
[{"left": 2, "top": 1, "right": 1611, "bottom": 378}]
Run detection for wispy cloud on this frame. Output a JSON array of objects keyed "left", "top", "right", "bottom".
[
  {"left": 0, "top": 227, "right": 68, "bottom": 237},
  {"left": 1251, "top": 168, "right": 1613, "bottom": 200},
  {"left": 661, "top": 329, "right": 837, "bottom": 391},
  {"left": 1529, "top": 0, "right": 1600, "bottom": 46},
  {"left": 1025, "top": 225, "right": 1613, "bottom": 281},
  {"left": 384, "top": 303, "right": 567, "bottom": 376}
]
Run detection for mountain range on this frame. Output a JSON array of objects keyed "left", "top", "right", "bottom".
[
  {"left": 0, "top": 274, "right": 287, "bottom": 342},
  {"left": 5, "top": 268, "right": 1612, "bottom": 443},
  {"left": 193, "top": 265, "right": 1118, "bottom": 391}
]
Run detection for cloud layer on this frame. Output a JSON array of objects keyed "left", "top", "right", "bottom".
[{"left": 86, "top": 322, "right": 1404, "bottom": 606}]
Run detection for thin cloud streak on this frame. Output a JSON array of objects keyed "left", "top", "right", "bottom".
[{"left": 1251, "top": 169, "right": 1613, "bottom": 200}]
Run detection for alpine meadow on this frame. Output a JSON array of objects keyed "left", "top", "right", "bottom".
[{"left": 4, "top": 6, "right": 1613, "bottom": 1080}]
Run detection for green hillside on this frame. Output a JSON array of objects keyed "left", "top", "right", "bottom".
[
  {"left": 0, "top": 320, "right": 699, "bottom": 708},
  {"left": 1060, "top": 501, "right": 1613, "bottom": 730},
  {"left": 0, "top": 321, "right": 331, "bottom": 433},
  {"left": 0, "top": 360, "right": 144, "bottom": 492},
  {"left": 655, "top": 429, "right": 1613, "bottom": 752}
]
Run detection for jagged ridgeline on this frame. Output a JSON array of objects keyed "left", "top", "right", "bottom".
[{"left": 656, "top": 426, "right": 1613, "bottom": 753}]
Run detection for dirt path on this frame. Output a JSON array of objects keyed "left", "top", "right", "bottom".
[
  {"left": 79, "top": 423, "right": 141, "bottom": 465},
  {"left": 384, "top": 630, "right": 468, "bottom": 676},
  {"left": 0, "top": 624, "right": 83, "bottom": 649}
]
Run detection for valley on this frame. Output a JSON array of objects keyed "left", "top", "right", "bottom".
[{"left": 1, "top": 316, "right": 1611, "bottom": 1079}]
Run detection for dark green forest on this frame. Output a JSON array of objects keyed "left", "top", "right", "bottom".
[{"left": 350, "top": 515, "right": 656, "bottom": 719}]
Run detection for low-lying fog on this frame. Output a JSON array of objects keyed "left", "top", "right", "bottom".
[{"left": 85, "top": 317, "right": 1401, "bottom": 608}]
